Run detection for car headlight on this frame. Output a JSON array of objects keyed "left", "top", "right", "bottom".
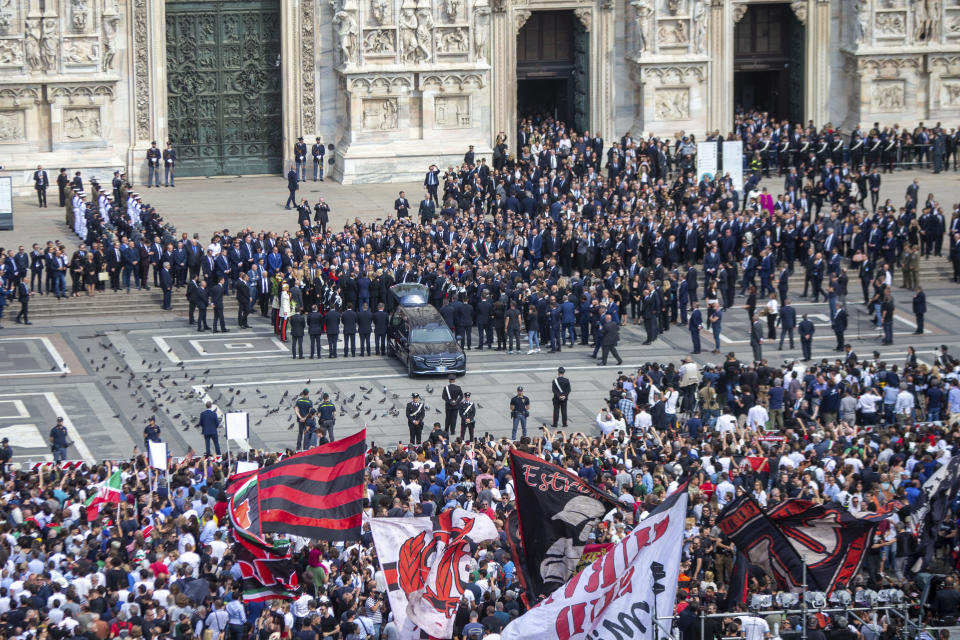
[{"left": 413, "top": 355, "right": 426, "bottom": 362}]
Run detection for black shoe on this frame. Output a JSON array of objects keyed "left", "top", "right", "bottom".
[
  {"left": 24, "top": 321, "right": 32, "bottom": 325},
  {"left": 212, "top": 330, "right": 219, "bottom": 333},
  {"left": 222, "top": 329, "right": 230, "bottom": 333}
]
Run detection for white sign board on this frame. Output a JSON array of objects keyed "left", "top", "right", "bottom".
[
  {"left": 722, "top": 140, "right": 744, "bottom": 192},
  {"left": 148, "top": 440, "right": 168, "bottom": 470},
  {"left": 236, "top": 460, "right": 259, "bottom": 474},
  {"left": 696, "top": 142, "right": 718, "bottom": 182},
  {"left": 225, "top": 412, "right": 249, "bottom": 441},
  {"left": 0, "top": 176, "right": 12, "bottom": 230}
]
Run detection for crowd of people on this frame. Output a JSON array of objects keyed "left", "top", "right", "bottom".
[
  {"left": 2, "top": 345, "right": 960, "bottom": 640},
  {"left": 1, "top": 116, "right": 960, "bottom": 639}
]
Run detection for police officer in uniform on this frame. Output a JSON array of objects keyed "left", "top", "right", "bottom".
[
  {"left": 311, "top": 137, "right": 325, "bottom": 181},
  {"left": 778, "top": 136, "right": 791, "bottom": 175},
  {"left": 146, "top": 141, "right": 162, "bottom": 187},
  {"left": 831, "top": 130, "right": 845, "bottom": 166},
  {"left": 551, "top": 366, "right": 571, "bottom": 428},
  {"left": 163, "top": 141, "right": 177, "bottom": 187},
  {"left": 143, "top": 416, "right": 161, "bottom": 451},
  {"left": 757, "top": 135, "right": 772, "bottom": 177},
  {"left": 459, "top": 391, "right": 476, "bottom": 441},
  {"left": 294, "top": 136, "right": 307, "bottom": 181},
  {"left": 50, "top": 417, "right": 69, "bottom": 462},
  {"left": 441, "top": 374, "right": 463, "bottom": 435},
  {"left": 406, "top": 392, "right": 426, "bottom": 444},
  {"left": 318, "top": 393, "right": 336, "bottom": 441},
  {"left": 849, "top": 131, "right": 864, "bottom": 168},
  {"left": 867, "top": 131, "right": 882, "bottom": 170}
]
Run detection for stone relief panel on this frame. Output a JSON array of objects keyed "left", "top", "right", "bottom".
[
  {"left": 875, "top": 11, "right": 906, "bottom": 36},
  {"left": 363, "top": 28, "right": 396, "bottom": 55},
  {"left": 872, "top": 79, "right": 906, "bottom": 110},
  {"left": 360, "top": 97, "right": 398, "bottom": 130},
  {"left": 0, "top": 38, "right": 23, "bottom": 66},
  {"left": 656, "top": 19, "right": 688, "bottom": 47},
  {"left": 63, "top": 106, "right": 102, "bottom": 139},
  {"left": 654, "top": 86, "right": 689, "bottom": 119},
  {"left": 941, "top": 79, "right": 960, "bottom": 106},
  {"left": 0, "top": 108, "right": 24, "bottom": 141},
  {"left": 947, "top": 11, "right": 960, "bottom": 37},
  {"left": 62, "top": 37, "right": 100, "bottom": 66},
  {"left": 434, "top": 94, "right": 470, "bottom": 128},
  {"left": 435, "top": 26, "right": 468, "bottom": 55}
]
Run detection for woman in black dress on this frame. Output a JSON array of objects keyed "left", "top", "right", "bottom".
[{"left": 82, "top": 253, "right": 98, "bottom": 296}]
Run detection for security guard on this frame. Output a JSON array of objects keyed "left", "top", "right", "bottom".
[
  {"left": 50, "top": 417, "right": 69, "bottom": 462},
  {"left": 317, "top": 392, "right": 337, "bottom": 441},
  {"left": 406, "top": 392, "right": 426, "bottom": 445},
  {"left": 311, "top": 137, "right": 326, "bottom": 181},
  {"left": 0, "top": 437, "right": 11, "bottom": 476},
  {"left": 551, "top": 366, "right": 571, "bottom": 428},
  {"left": 143, "top": 416, "right": 161, "bottom": 450},
  {"left": 459, "top": 391, "right": 476, "bottom": 442},
  {"left": 441, "top": 374, "right": 463, "bottom": 435},
  {"left": 295, "top": 389, "right": 314, "bottom": 450},
  {"left": 294, "top": 136, "right": 308, "bottom": 181}
]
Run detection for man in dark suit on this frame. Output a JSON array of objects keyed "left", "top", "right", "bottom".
[
  {"left": 418, "top": 193, "right": 436, "bottom": 224},
  {"left": 308, "top": 304, "right": 325, "bottom": 358},
  {"left": 210, "top": 276, "right": 227, "bottom": 333},
  {"left": 475, "top": 293, "right": 492, "bottom": 350},
  {"left": 441, "top": 374, "right": 463, "bottom": 436},
  {"left": 341, "top": 304, "right": 358, "bottom": 356},
  {"left": 357, "top": 302, "right": 373, "bottom": 356},
  {"left": 798, "top": 313, "right": 814, "bottom": 360},
  {"left": 373, "top": 302, "right": 389, "bottom": 355},
  {"left": 186, "top": 275, "right": 199, "bottom": 325},
  {"left": 831, "top": 304, "right": 847, "bottom": 350},
  {"left": 290, "top": 308, "right": 306, "bottom": 359},
  {"left": 236, "top": 272, "right": 251, "bottom": 328},
  {"left": 159, "top": 261, "right": 173, "bottom": 310},
  {"left": 29, "top": 244, "right": 45, "bottom": 294},
  {"left": 325, "top": 306, "right": 340, "bottom": 358},
  {"left": 33, "top": 166, "right": 49, "bottom": 208},
  {"left": 424, "top": 164, "right": 440, "bottom": 202},
  {"left": 14, "top": 281, "right": 31, "bottom": 325},
  {"left": 56, "top": 168, "right": 70, "bottom": 207},
  {"left": 195, "top": 279, "right": 211, "bottom": 331},
  {"left": 750, "top": 315, "right": 764, "bottom": 362},
  {"left": 912, "top": 286, "right": 926, "bottom": 334},
  {"left": 688, "top": 302, "right": 702, "bottom": 354},
  {"left": 455, "top": 296, "right": 474, "bottom": 349},
  {"left": 285, "top": 165, "right": 298, "bottom": 209},
  {"left": 778, "top": 299, "right": 797, "bottom": 350},
  {"left": 394, "top": 190, "right": 411, "bottom": 219},
  {"left": 598, "top": 314, "right": 623, "bottom": 366}
]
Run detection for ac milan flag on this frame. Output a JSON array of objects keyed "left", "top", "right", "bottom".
[
  {"left": 902, "top": 454, "right": 960, "bottom": 572},
  {"left": 233, "top": 534, "right": 300, "bottom": 602},
  {"left": 507, "top": 449, "right": 621, "bottom": 603},
  {"left": 370, "top": 508, "right": 498, "bottom": 640},
  {"left": 500, "top": 487, "right": 688, "bottom": 640},
  {"left": 718, "top": 494, "right": 900, "bottom": 594},
  {"left": 228, "top": 430, "right": 366, "bottom": 540}
]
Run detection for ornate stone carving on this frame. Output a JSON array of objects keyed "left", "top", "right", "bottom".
[
  {"left": 657, "top": 19, "right": 689, "bottom": 45},
  {"left": 0, "top": 110, "right": 25, "bottom": 142},
  {"left": 947, "top": 14, "right": 960, "bottom": 35},
  {"left": 666, "top": 0, "right": 682, "bottom": 14},
  {"left": 364, "top": 29, "right": 396, "bottom": 54},
  {"left": 515, "top": 9, "right": 532, "bottom": 31},
  {"left": 574, "top": 7, "right": 591, "bottom": 31},
  {"left": 473, "top": 7, "right": 491, "bottom": 61},
  {"left": 63, "top": 38, "right": 101, "bottom": 65},
  {"left": 912, "top": 0, "right": 940, "bottom": 41},
  {"left": 441, "top": 0, "right": 461, "bottom": 23},
  {"left": 370, "top": 0, "right": 389, "bottom": 25},
  {"left": 415, "top": 8, "right": 434, "bottom": 60},
  {"left": 0, "top": 7, "right": 13, "bottom": 37},
  {"left": 0, "top": 86, "right": 41, "bottom": 104},
  {"left": 942, "top": 82, "right": 960, "bottom": 105},
  {"left": 640, "top": 63, "right": 706, "bottom": 83},
  {"left": 436, "top": 27, "right": 468, "bottom": 53},
  {"left": 25, "top": 19, "right": 41, "bottom": 70},
  {"left": 399, "top": 6, "right": 433, "bottom": 63},
  {"left": 859, "top": 55, "right": 921, "bottom": 76},
  {"left": 133, "top": 0, "right": 150, "bottom": 139},
  {"left": 333, "top": 3, "right": 359, "bottom": 64},
  {"left": 853, "top": 0, "right": 870, "bottom": 42},
  {"left": 420, "top": 71, "right": 486, "bottom": 90},
  {"left": 875, "top": 11, "right": 905, "bottom": 35},
  {"left": 40, "top": 17, "right": 58, "bottom": 71},
  {"left": 361, "top": 97, "right": 398, "bottom": 130},
  {"left": 873, "top": 79, "right": 906, "bottom": 109},
  {"left": 692, "top": 0, "right": 708, "bottom": 53},
  {"left": 790, "top": 0, "right": 807, "bottom": 25},
  {"left": 434, "top": 95, "right": 470, "bottom": 128},
  {"left": 63, "top": 107, "right": 102, "bottom": 139},
  {"left": 630, "top": 0, "right": 654, "bottom": 54},
  {"left": 349, "top": 73, "right": 414, "bottom": 94},
  {"left": 302, "top": 0, "right": 317, "bottom": 134},
  {"left": 654, "top": 87, "right": 690, "bottom": 119},
  {"left": 0, "top": 39, "right": 23, "bottom": 66},
  {"left": 102, "top": 13, "right": 121, "bottom": 71},
  {"left": 49, "top": 84, "right": 116, "bottom": 103},
  {"left": 732, "top": 3, "right": 748, "bottom": 22},
  {"left": 70, "top": 0, "right": 89, "bottom": 32}
]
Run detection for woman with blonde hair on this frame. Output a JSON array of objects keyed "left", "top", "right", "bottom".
[{"left": 279, "top": 282, "right": 291, "bottom": 341}]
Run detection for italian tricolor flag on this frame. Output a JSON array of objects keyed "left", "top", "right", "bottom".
[{"left": 85, "top": 470, "right": 123, "bottom": 521}]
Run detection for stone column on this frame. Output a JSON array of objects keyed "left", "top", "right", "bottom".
[
  {"left": 281, "top": 0, "right": 305, "bottom": 171},
  {"left": 592, "top": 0, "right": 615, "bottom": 138},
  {"left": 490, "top": 5, "right": 511, "bottom": 145},
  {"left": 129, "top": 0, "right": 167, "bottom": 183},
  {"left": 804, "top": 0, "right": 831, "bottom": 124},
  {"left": 706, "top": 0, "right": 731, "bottom": 132}
]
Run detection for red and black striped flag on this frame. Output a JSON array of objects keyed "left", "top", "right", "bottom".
[{"left": 228, "top": 429, "right": 366, "bottom": 541}]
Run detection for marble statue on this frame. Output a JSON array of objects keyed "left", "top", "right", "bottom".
[{"left": 631, "top": 0, "right": 654, "bottom": 54}]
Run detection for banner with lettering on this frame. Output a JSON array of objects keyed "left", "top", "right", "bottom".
[
  {"left": 507, "top": 450, "right": 622, "bottom": 604},
  {"left": 500, "top": 487, "right": 687, "bottom": 640}
]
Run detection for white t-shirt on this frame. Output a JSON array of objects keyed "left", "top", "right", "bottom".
[{"left": 738, "top": 615, "right": 770, "bottom": 640}]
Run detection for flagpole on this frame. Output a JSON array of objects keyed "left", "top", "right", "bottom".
[{"left": 801, "top": 559, "right": 807, "bottom": 640}]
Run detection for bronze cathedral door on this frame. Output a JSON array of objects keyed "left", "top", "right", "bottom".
[{"left": 165, "top": 0, "right": 283, "bottom": 176}]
